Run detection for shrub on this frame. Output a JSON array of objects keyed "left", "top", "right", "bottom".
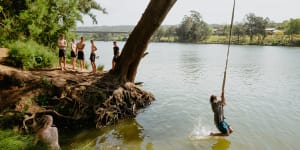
[
  {"left": 0, "top": 37, "right": 9, "bottom": 47},
  {"left": 7, "top": 40, "right": 58, "bottom": 70}
]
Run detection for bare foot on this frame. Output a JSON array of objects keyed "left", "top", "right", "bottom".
[{"left": 229, "top": 127, "right": 234, "bottom": 134}]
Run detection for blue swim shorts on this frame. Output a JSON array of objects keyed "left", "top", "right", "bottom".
[{"left": 217, "top": 121, "right": 230, "bottom": 134}]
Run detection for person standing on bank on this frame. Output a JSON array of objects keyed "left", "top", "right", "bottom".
[
  {"left": 76, "top": 36, "right": 85, "bottom": 71},
  {"left": 57, "top": 34, "right": 67, "bottom": 71},
  {"left": 70, "top": 38, "right": 77, "bottom": 70},
  {"left": 112, "top": 41, "right": 120, "bottom": 70},
  {"left": 90, "top": 40, "right": 97, "bottom": 74}
]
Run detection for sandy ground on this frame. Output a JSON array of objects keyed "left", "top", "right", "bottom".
[
  {"left": 0, "top": 47, "right": 93, "bottom": 74},
  {"left": 0, "top": 48, "right": 19, "bottom": 72},
  {"left": 0, "top": 48, "right": 8, "bottom": 60},
  {"left": 0, "top": 47, "right": 103, "bottom": 112}
]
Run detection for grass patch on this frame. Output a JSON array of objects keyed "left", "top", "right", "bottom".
[
  {"left": 97, "top": 65, "right": 104, "bottom": 72},
  {"left": 0, "top": 130, "right": 46, "bottom": 150},
  {"left": 84, "top": 61, "right": 90, "bottom": 69},
  {"left": 6, "top": 40, "right": 57, "bottom": 70},
  {"left": 40, "top": 76, "right": 53, "bottom": 88}
]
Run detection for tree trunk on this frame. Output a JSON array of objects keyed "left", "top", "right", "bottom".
[
  {"left": 111, "top": 0, "right": 177, "bottom": 83},
  {"left": 250, "top": 34, "right": 253, "bottom": 43}
]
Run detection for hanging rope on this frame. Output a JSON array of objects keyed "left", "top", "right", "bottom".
[{"left": 221, "top": 0, "right": 236, "bottom": 98}]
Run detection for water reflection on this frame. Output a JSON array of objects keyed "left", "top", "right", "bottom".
[
  {"left": 236, "top": 64, "right": 262, "bottom": 86},
  {"left": 60, "top": 119, "right": 151, "bottom": 150},
  {"left": 190, "top": 137, "right": 231, "bottom": 150},
  {"left": 211, "top": 138, "right": 231, "bottom": 150},
  {"left": 179, "top": 49, "right": 204, "bottom": 81},
  {"left": 94, "top": 119, "right": 150, "bottom": 150}
]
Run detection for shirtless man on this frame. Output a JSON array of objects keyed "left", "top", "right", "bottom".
[
  {"left": 70, "top": 38, "right": 77, "bottom": 70},
  {"left": 112, "top": 41, "right": 119, "bottom": 70},
  {"left": 76, "top": 36, "right": 85, "bottom": 71},
  {"left": 33, "top": 115, "right": 60, "bottom": 150},
  {"left": 57, "top": 34, "right": 67, "bottom": 71},
  {"left": 90, "top": 40, "right": 97, "bottom": 74}
]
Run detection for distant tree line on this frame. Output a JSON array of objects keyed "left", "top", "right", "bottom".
[
  {"left": 151, "top": 11, "right": 300, "bottom": 46},
  {"left": 73, "top": 10, "right": 300, "bottom": 46}
]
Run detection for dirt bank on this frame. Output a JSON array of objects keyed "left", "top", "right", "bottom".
[{"left": 0, "top": 48, "right": 154, "bottom": 130}]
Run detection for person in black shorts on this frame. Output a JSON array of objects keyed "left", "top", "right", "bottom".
[
  {"left": 76, "top": 36, "right": 85, "bottom": 71},
  {"left": 70, "top": 38, "right": 77, "bottom": 70},
  {"left": 89, "top": 40, "right": 97, "bottom": 74},
  {"left": 57, "top": 34, "right": 67, "bottom": 70},
  {"left": 210, "top": 94, "right": 233, "bottom": 136},
  {"left": 112, "top": 41, "right": 120, "bottom": 70}
]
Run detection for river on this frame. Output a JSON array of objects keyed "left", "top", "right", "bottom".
[{"left": 61, "top": 41, "right": 300, "bottom": 150}]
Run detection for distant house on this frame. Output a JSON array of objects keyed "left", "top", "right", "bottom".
[
  {"left": 212, "top": 28, "right": 224, "bottom": 35},
  {"left": 265, "top": 28, "right": 280, "bottom": 35}
]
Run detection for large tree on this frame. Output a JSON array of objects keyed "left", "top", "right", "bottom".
[
  {"left": 153, "top": 27, "right": 166, "bottom": 42},
  {"left": 111, "top": 0, "right": 177, "bottom": 83},
  {"left": 0, "top": 0, "right": 106, "bottom": 47},
  {"left": 232, "top": 22, "right": 246, "bottom": 43},
  {"left": 176, "top": 10, "right": 209, "bottom": 42},
  {"left": 0, "top": 0, "right": 178, "bottom": 131},
  {"left": 165, "top": 26, "right": 177, "bottom": 41},
  {"left": 244, "top": 13, "right": 269, "bottom": 43},
  {"left": 285, "top": 18, "right": 300, "bottom": 41}
]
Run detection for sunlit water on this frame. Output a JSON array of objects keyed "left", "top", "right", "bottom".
[{"left": 61, "top": 41, "right": 300, "bottom": 150}]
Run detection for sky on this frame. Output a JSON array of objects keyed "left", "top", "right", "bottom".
[{"left": 77, "top": 0, "right": 300, "bottom": 26}]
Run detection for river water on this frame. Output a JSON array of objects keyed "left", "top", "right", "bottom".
[{"left": 62, "top": 41, "right": 300, "bottom": 150}]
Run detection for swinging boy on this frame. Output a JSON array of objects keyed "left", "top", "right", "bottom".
[
  {"left": 209, "top": 0, "right": 235, "bottom": 137},
  {"left": 210, "top": 93, "right": 233, "bottom": 136}
]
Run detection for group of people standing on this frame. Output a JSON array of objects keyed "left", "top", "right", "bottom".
[{"left": 57, "top": 34, "right": 120, "bottom": 74}]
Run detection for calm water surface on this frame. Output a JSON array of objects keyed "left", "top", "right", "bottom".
[{"left": 62, "top": 42, "right": 300, "bottom": 150}]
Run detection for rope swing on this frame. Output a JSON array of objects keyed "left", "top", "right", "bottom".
[{"left": 221, "top": 0, "right": 236, "bottom": 98}]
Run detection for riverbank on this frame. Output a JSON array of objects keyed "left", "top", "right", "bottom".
[
  {"left": 203, "top": 35, "right": 300, "bottom": 46},
  {"left": 0, "top": 47, "right": 154, "bottom": 132},
  {"left": 154, "top": 35, "right": 300, "bottom": 47}
]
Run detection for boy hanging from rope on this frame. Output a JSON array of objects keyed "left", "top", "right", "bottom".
[
  {"left": 209, "top": 0, "right": 235, "bottom": 137},
  {"left": 209, "top": 92, "right": 233, "bottom": 136}
]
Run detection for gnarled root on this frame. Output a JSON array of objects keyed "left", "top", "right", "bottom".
[{"left": 95, "top": 82, "right": 154, "bottom": 128}]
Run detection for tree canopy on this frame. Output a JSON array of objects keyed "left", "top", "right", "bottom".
[
  {"left": 244, "top": 13, "right": 269, "bottom": 42},
  {"left": 285, "top": 18, "right": 300, "bottom": 41},
  {"left": 176, "top": 10, "right": 210, "bottom": 42},
  {"left": 0, "top": 0, "right": 106, "bottom": 47}
]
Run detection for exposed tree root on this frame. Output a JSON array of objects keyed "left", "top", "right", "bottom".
[{"left": 0, "top": 66, "right": 155, "bottom": 131}]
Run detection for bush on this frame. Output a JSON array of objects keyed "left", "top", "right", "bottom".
[
  {"left": 6, "top": 40, "right": 58, "bottom": 70},
  {"left": 0, "top": 37, "right": 9, "bottom": 47}
]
